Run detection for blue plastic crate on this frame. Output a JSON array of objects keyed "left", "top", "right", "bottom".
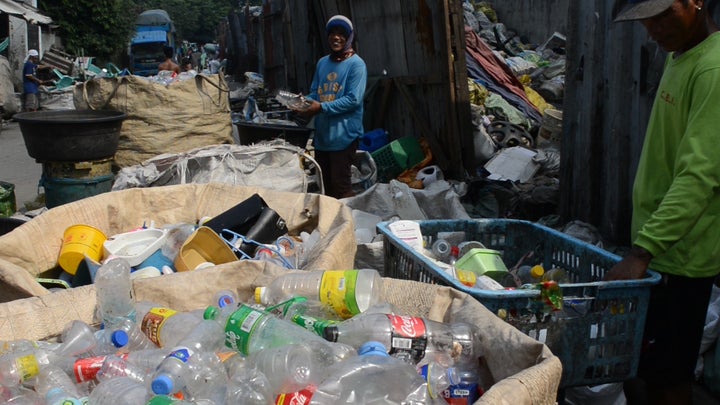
[{"left": 377, "top": 218, "right": 662, "bottom": 388}]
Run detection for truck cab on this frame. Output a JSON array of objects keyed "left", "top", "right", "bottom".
[{"left": 129, "top": 10, "right": 176, "bottom": 76}]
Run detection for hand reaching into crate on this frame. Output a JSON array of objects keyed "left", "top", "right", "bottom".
[{"left": 604, "top": 246, "right": 653, "bottom": 281}]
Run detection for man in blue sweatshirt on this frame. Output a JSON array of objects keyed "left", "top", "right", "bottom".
[{"left": 293, "top": 15, "right": 367, "bottom": 199}]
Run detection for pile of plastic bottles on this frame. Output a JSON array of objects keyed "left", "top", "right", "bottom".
[{"left": 0, "top": 263, "right": 491, "bottom": 404}]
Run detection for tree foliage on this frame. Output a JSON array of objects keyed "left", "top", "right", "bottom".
[
  {"left": 38, "top": 0, "right": 237, "bottom": 63},
  {"left": 39, "top": 0, "right": 138, "bottom": 62}
]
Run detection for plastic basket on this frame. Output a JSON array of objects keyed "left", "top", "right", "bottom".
[
  {"left": 370, "top": 136, "right": 425, "bottom": 182},
  {"left": 377, "top": 218, "right": 662, "bottom": 388}
]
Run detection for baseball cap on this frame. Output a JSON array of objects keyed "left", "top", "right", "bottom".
[
  {"left": 28, "top": 49, "right": 38, "bottom": 57},
  {"left": 614, "top": 0, "right": 675, "bottom": 22},
  {"left": 326, "top": 15, "right": 353, "bottom": 37}
]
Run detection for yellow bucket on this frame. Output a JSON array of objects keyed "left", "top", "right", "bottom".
[{"left": 58, "top": 224, "right": 107, "bottom": 275}]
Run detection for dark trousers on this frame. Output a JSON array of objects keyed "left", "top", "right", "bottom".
[{"left": 315, "top": 139, "right": 358, "bottom": 199}]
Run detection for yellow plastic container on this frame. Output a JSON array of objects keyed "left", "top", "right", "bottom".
[
  {"left": 57, "top": 224, "right": 107, "bottom": 275},
  {"left": 174, "top": 226, "right": 237, "bottom": 272}
]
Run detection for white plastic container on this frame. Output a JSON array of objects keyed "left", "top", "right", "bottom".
[{"left": 103, "top": 228, "right": 169, "bottom": 267}]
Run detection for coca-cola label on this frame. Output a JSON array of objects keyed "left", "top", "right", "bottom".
[
  {"left": 140, "top": 307, "right": 177, "bottom": 347},
  {"left": 73, "top": 355, "right": 107, "bottom": 382},
  {"left": 275, "top": 385, "right": 316, "bottom": 405},
  {"left": 441, "top": 382, "right": 482, "bottom": 405},
  {"left": 387, "top": 314, "right": 428, "bottom": 362},
  {"left": 224, "top": 305, "right": 266, "bottom": 355}
]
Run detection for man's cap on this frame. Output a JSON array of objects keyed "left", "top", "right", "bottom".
[
  {"left": 614, "top": 0, "right": 675, "bottom": 22},
  {"left": 326, "top": 15, "right": 353, "bottom": 37},
  {"left": 27, "top": 49, "right": 38, "bottom": 57}
]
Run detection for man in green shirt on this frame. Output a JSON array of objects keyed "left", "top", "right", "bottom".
[{"left": 609, "top": 0, "right": 720, "bottom": 403}]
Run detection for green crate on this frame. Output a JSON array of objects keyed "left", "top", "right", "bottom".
[
  {"left": 370, "top": 136, "right": 424, "bottom": 182},
  {"left": 378, "top": 218, "right": 662, "bottom": 388}
]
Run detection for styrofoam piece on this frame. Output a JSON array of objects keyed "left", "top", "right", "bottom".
[{"left": 103, "top": 228, "right": 169, "bottom": 267}]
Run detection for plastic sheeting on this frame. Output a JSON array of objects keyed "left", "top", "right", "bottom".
[{"left": 112, "top": 142, "right": 320, "bottom": 194}]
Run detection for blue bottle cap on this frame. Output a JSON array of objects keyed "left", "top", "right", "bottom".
[
  {"left": 358, "top": 341, "right": 389, "bottom": 357},
  {"left": 111, "top": 330, "right": 129, "bottom": 348},
  {"left": 152, "top": 374, "right": 174, "bottom": 395}
]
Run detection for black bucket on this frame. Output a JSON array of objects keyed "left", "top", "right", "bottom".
[{"left": 14, "top": 109, "right": 127, "bottom": 161}]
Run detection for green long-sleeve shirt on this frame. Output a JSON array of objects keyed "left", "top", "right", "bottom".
[{"left": 632, "top": 32, "right": 720, "bottom": 278}]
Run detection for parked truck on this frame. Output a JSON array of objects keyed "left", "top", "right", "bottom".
[{"left": 129, "top": 9, "right": 176, "bottom": 76}]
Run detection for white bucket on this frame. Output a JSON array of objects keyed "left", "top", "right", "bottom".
[
  {"left": 415, "top": 165, "right": 443, "bottom": 186},
  {"left": 539, "top": 109, "right": 563, "bottom": 144}
]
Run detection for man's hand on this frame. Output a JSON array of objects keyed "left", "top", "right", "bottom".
[
  {"left": 604, "top": 246, "right": 653, "bottom": 281},
  {"left": 291, "top": 99, "right": 321, "bottom": 118}
]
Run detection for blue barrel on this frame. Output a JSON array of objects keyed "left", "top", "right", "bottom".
[{"left": 40, "top": 174, "right": 114, "bottom": 208}]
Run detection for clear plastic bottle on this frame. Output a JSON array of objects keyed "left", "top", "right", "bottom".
[
  {"left": 95, "top": 354, "right": 150, "bottom": 384},
  {"left": 321, "top": 312, "right": 456, "bottom": 364},
  {"left": 254, "top": 269, "right": 383, "bottom": 319},
  {"left": 542, "top": 267, "right": 569, "bottom": 283},
  {"left": 44, "top": 387, "right": 82, "bottom": 405},
  {"left": 417, "top": 360, "right": 459, "bottom": 399},
  {"left": 297, "top": 341, "right": 432, "bottom": 404},
  {"left": 183, "top": 351, "right": 228, "bottom": 404},
  {"left": 431, "top": 239, "right": 452, "bottom": 263},
  {"left": 93, "top": 328, "right": 129, "bottom": 355},
  {"left": 95, "top": 258, "right": 136, "bottom": 326},
  {"left": 216, "top": 304, "right": 332, "bottom": 356},
  {"left": 150, "top": 314, "right": 226, "bottom": 395},
  {"left": 69, "top": 348, "right": 170, "bottom": 384},
  {"left": 33, "top": 364, "right": 82, "bottom": 400},
  {"left": 517, "top": 264, "right": 545, "bottom": 285},
  {"left": 104, "top": 317, "right": 156, "bottom": 351},
  {"left": 247, "top": 343, "right": 319, "bottom": 395},
  {"left": 88, "top": 376, "right": 150, "bottom": 405},
  {"left": 135, "top": 301, "right": 203, "bottom": 348},
  {"left": 54, "top": 320, "right": 98, "bottom": 358},
  {"left": 0, "top": 347, "right": 68, "bottom": 387}
]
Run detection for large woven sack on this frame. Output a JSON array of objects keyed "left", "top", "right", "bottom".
[
  {"left": 73, "top": 74, "right": 233, "bottom": 167},
  {"left": 0, "top": 183, "right": 356, "bottom": 302},
  {"left": 0, "top": 262, "right": 561, "bottom": 404}
]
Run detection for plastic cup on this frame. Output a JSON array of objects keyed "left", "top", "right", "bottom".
[{"left": 57, "top": 225, "right": 107, "bottom": 275}]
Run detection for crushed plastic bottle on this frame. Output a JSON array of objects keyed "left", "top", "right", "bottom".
[{"left": 135, "top": 302, "right": 203, "bottom": 348}]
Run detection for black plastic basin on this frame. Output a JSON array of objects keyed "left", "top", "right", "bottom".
[{"left": 14, "top": 109, "right": 127, "bottom": 161}]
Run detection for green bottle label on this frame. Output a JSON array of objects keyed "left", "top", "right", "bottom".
[{"left": 224, "top": 305, "right": 267, "bottom": 355}]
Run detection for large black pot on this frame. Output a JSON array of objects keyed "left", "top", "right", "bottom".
[{"left": 14, "top": 109, "right": 127, "bottom": 162}]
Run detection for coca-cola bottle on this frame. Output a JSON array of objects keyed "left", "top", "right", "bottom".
[{"left": 321, "top": 312, "right": 460, "bottom": 364}]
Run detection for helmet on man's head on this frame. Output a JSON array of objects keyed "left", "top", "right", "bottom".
[
  {"left": 28, "top": 49, "right": 39, "bottom": 57},
  {"left": 326, "top": 15, "right": 353, "bottom": 37}
]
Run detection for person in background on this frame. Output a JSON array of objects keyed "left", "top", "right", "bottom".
[
  {"left": 608, "top": 0, "right": 720, "bottom": 403},
  {"left": 22, "top": 49, "right": 51, "bottom": 112},
  {"left": 291, "top": 15, "right": 367, "bottom": 199},
  {"left": 158, "top": 46, "right": 180, "bottom": 74}
]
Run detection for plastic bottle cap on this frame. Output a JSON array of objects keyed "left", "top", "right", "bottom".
[
  {"left": 46, "top": 387, "right": 63, "bottom": 399},
  {"left": 152, "top": 374, "right": 174, "bottom": 395},
  {"left": 358, "top": 341, "right": 389, "bottom": 357},
  {"left": 217, "top": 294, "right": 235, "bottom": 308},
  {"left": 203, "top": 306, "right": 219, "bottom": 320},
  {"left": 254, "top": 287, "right": 265, "bottom": 304},
  {"left": 531, "top": 265, "right": 545, "bottom": 278},
  {"left": 111, "top": 330, "right": 129, "bottom": 347}
]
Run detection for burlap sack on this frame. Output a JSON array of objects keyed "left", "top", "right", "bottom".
[
  {"left": 0, "top": 183, "right": 356, "bottom": 302},
  {"left": 73, "top": 74, "right": 234, "bottom": 167},
  {"left": 0, "top": 262, "right": 561, "bottom": 404}
]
